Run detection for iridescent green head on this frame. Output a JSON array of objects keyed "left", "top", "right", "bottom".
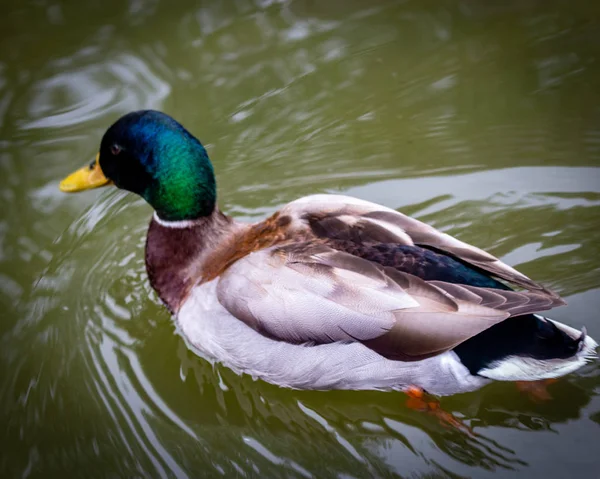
[{"left": 60, "top": 110, "right": 216, "bottom": 221}]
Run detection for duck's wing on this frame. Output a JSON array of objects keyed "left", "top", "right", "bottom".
[
  {"left": 282, "top": 194, "right": 563, "bottom": 300},
  {"left": 216, "top": 242, "right": 561, "bottom": 360}
]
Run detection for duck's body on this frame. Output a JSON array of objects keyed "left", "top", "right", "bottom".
[
  {"left": 179, "top": 279, "right": 489, "bottom": 395},
  {"left": 146, "top": 193, "right": 596, "bottom": 395},
  {"left": 60, "top": 110, "right": 597, "bottom": 396}
]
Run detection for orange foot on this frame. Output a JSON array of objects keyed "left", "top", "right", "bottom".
[
  {"left": 404, "top": 386, "right": 474, "bottom": 435},
  {"left": 515, "top": 378, "right": 559, "bottom": 402}
]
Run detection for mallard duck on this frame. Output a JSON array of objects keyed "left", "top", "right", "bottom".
[{"left": 60, "top": 110, "right": 597, "bottom": 397}]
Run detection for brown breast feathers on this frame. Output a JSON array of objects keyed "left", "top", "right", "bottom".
[
  {"left": 145, "top": 211, "right": 298, "bottom": 313},
  {"left": 200, "top": 212, "right": 296, "bottom": 283}
]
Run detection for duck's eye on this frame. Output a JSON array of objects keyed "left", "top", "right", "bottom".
[{"left": 111, "top": 144, "right": 122, "bottom": 155}]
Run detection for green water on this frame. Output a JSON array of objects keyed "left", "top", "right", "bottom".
[{"left": 1, "top": 0, "right": 600, "bottom": 477}]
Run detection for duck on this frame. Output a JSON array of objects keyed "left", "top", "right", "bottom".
[{"left": 59, "top": 110, "right": 597, "bottom": 397}]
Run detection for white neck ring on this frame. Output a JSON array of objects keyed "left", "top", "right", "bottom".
[{"left": 152, "top": 212, "right": 202, "bottom": 229}]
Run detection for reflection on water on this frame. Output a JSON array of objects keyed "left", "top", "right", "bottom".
[{"left": 1, "top": 0, "right": 599, "bottom": 477}]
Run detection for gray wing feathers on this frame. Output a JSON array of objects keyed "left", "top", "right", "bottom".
[
  {"left": 288, "top": 195, "right": 563, "bottom": 300},
  {"left": 429, "top": 281, "right": 563, "bottom": 316},
  {"left": 216, "top": 246, "right": 409, "bottom": 344},
  {"left": 214, "top": 195, "right": 565, "bottom": 359},
  {"left": 216, "top": 242, "right": 559, "bottom": 358}
]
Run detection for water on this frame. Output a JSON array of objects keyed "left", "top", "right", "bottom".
[{"left": 1, "top": 0, "right": 599, "bottom": 477}]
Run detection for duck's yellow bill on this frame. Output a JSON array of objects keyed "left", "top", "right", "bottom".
[{"left": 59, "top": 154, "right": 112, "bottom": 192}]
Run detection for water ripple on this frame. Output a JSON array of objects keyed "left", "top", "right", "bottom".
[{"left": 20, "top": 53, "right": 170, "bottom": 131}]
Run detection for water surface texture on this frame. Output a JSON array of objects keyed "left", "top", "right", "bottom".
[{"left": 1, "top": 1, "right": 600, "bottom": 477}]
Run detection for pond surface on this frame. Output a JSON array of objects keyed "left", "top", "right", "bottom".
[{"left": 1, "top": 0, "right": 600, "bottom": 477}]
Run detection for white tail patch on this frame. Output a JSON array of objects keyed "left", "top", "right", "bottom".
[{"left": 478, "top": 318, "right": 598, "bottom": 381}]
